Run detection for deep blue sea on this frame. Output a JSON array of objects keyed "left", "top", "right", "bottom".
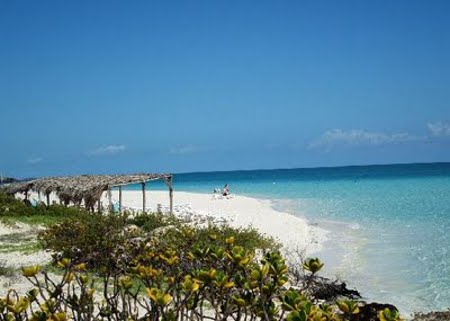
[{"left": 131, "top": 162, "right": 450, "bottom": 314}]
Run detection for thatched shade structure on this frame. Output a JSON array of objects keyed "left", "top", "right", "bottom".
[{"left": 0, "top": 173, "right": 174, "bottom": 213}]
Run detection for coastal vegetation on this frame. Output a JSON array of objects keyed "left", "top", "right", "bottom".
[
  {"left": 0, "top": 193, "right": 406, "bottom": 321},
  {"left": 0, "top": 193, "right": 85, "bottom": 226}
]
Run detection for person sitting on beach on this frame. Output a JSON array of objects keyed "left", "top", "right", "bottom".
[{"left": 223, "top": 184, "right": 230, "bottom": 196}]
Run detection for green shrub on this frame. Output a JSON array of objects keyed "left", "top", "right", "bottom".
[
  {"left": 0, "top": 193, "right": 34, "bottom": 217},
  {"left": 129, "top": 211, "right": 183, "bottom": 232},
  {"left": 39, "top": 211, "right": 278, "bottom": 276},
  {"left": 156, "top": 223, "right": 279, "bottom": 256},
  {"left": 5, "top": 239, "right": 295, "bottom": 321},
  {"left": 38, "top": 213, "right": 132, "bottom": 273}
]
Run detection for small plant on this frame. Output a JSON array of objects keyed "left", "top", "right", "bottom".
[
  {"left": 379, "top": 307, "right": 404, "bottom": 321},
  {"left": 337, "top": 300, "right": 360, "bottom": 318},
  {"left": 302, "top": 257, "right": 324, "bottom": 274}
]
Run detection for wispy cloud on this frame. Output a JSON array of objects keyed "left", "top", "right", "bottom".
[
  {"left": 27, "top": 157, "right": 43, "bottom": 164},
  {"left": 309, "top": 129, "right": 418, "bottom": 151},
  {"left": 88, "top": 144, "right": 126, "bottom": 156},
  {"left": 427, "top": 121, "right": 450, "bottom": 137},
  {"left": 169, "top": 145, "right": 198, "bottom": 155}
]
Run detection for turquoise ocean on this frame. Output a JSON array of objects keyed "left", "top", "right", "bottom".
[{"left": 131, "top": 162, "right": 450, "bottom": 314}]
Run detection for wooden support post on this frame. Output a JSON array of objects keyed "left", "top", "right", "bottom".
[
  {"left": 169, "top": 188, "right": 173, "bottom": 215},
  {"left": 97, "top": 199, "right": 101, "bottom": 213},
  {"left": 46, "top": 193, "right": 50, "bottom": 206},
  {"left": 38, "top": 191, "right": 41, "bottom": 202},
  {"left": 168, "top": 176, "right": 173, "bottom": 215},
  {"left": 162, "top": 176, "right": 174, "bottom": 215},
  {"left": 119, "top": 186, "right": 123, "bottom": 213},
  {"left": 142, "top": 182, "right": 146, "bottom": 213},
  {"left": 108, "top": 188, "right": 113, "bottom": 213}
]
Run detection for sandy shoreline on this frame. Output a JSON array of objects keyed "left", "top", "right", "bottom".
[{"left": 101, "top": 190, "right": 329, "bottom": 258}]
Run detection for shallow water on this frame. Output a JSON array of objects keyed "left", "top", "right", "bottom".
[{"left": 127, "top": 163, "right": 450, "bottom": 314}]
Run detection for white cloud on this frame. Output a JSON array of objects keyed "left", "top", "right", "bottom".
[
  {"left": 27, "top": 157, "right": 43, "bottom": 164},
  {"left": 427, "top": 121, "right": 450, "bottom": 137},
  {"left": 89, "top": 144, "right": 126, "bottom": 156},
  {"left": 309, "top": 129, "right": 418, "bottom": 151},
  {"left": 169, "top": 145, "right": 198, "bottom": 155}
]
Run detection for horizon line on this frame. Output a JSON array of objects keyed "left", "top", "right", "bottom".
[
  {"left": 3, "top": 160, "right": 450, "bottom": 181},
  {"left": 173, "top": 161, "right": 450, "bottom": 176}
]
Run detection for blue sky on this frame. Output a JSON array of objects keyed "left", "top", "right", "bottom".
[{"left": 1, "top": 1, "right": 450, "bottom": 178}]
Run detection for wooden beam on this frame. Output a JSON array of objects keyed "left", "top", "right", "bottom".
[
  {"left": 109, "top": 177, "right": 162, "bottom": 188},
  {"left": 119, "top": 186, "right": 123, "bottom": 213},
  {"left": 97, "top": 199, "right": 101, "bottom": 213},
  {"left": 46, "top": 193, "right": 50, "bottom": 206},
  {"left": 142, "top": 182, "right": 146, "bottom": 213}
]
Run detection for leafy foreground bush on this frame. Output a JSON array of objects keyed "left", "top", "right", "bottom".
[
  {"left": 2, "top": 231, "right": 403, "bottom": 321},
  {"left": 38, "top": 212, "right": 278, "bottom": 274},
  {"left": 38, "top": 212, "right": 131, "bottom": 272}
]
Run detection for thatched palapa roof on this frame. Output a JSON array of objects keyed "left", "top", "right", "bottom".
[{"left": 0, "top": 173, "right": 172, "bottom": 208}]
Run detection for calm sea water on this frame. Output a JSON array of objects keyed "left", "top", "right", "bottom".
[{"left": 132, "top": 163, "right": 450, "bottom": 314}]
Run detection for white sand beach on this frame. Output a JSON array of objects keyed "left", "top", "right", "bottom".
[{"left": 101, "top": 190, "right": 329, "bottom": 258}]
